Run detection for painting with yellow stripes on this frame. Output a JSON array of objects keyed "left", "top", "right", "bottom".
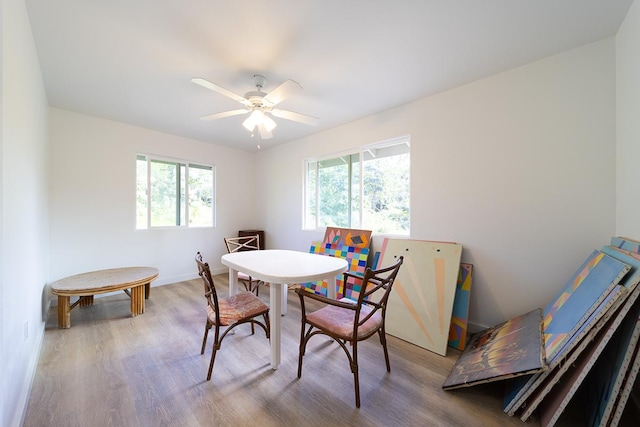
[{"left": 379, "top": 238, "right": 463, "bottom": 356}]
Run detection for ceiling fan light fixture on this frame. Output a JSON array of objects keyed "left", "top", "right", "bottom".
[
  {"left": 242, "top": 110, "right": 263, "bottom": 132},
  {"left": 263, "top": 114, "right": 277, "bottom": 132},
  {"left": 193, "top": 75, "right": 318, "bottom": 140}
]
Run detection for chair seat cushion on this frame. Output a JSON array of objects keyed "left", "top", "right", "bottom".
[
  {"left": 306, "top": 304, "right": 382, "bottom": 340},
  {"left": 207, "top": 292, "right": 269, "bottom": 326}
]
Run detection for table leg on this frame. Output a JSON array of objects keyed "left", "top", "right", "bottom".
[
  {"left": 228, "top": 268, "right": 238, "bottom": 296},
  {"left": 270, "top": 282, "right": 284, "bottom": 369},
  {"left": 145, "top": 282, "right": 150, "bottom": 299},
  {"left": 282, "top": 285, "right": 288, "bottom": 315},
  {"left": 58, "top": 295, "right": 71, "bottom": 329},
  {"left": 130, "top": 284, "right": 145, "bottom": 316},
  {"left": 328, "top": 276, "right": 338, "bottom": 300},
  {"left": 79, "top": 295, "right": 94, "bottom": 307}
]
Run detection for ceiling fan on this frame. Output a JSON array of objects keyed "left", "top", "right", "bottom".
[{"left": 191, "top": 75, "right": 319, "bottom": 139}]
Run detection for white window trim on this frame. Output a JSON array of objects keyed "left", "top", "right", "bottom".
[
  {"left": 303, "top": 135, "right": 410, "bottom": 234},
  {"left": 136, "top": 153, "right": 216, "bottom": 229}
]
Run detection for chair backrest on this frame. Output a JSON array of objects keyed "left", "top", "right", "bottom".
[
  {"left": 224, "top": 235, "right": 260, "bottom": 253},
  {"left": 353, "top": 256, "right": 404, "bottom": 326},
  {"left": 195, "top": 252, "right": 220, "bottom": 321}
]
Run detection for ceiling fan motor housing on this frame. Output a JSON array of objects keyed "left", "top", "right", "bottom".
[
  {"left": 245, "top": 75, "right": 269, "bottom": 109},
  {"left": 244, "top": 91, "right": 269, "bottom": 109}
]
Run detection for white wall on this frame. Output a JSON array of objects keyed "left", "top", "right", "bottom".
[
  {"left": 2, "top": 1, "right": 635, "bottom": 423},
  {"left": 255, "top": 38, "right": 618, "bottom": 329},
  {"left": 616, "top": 0, "right": 640, "bottom": 238},
  {"left": 48, "top": 108, "right": 258, "bottom": 284},
  {"left": 1, "top": 0, "right": 4, "bottom": 420},
  {"left": 1, "top": 0, "right": 50, "bottom": 425}
]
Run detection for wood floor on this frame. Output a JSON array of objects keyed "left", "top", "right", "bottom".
[{"left": 24, "top": 275, "right": 547, "bottom": 427}]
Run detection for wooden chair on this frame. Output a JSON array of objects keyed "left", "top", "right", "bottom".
[
  {"left": 224, "top": 235, "right": 263, "bottom": 295},
  {"left": 295, "top": 256, "right": 404, "bottom": 407},
  {"left": 195, "top": 252, "right": 270, "bottom": 380}
]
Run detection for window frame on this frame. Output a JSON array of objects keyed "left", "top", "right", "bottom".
[
  {"left": 303, "top": 136, "right": 410, "bottom": 235},
  {"left": 136, "top": 154, "right": 216, "bottom": 229}
]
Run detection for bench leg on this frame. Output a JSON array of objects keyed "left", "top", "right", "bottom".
[
  {"left": 130, "top": 284, "right": 145, "bottom": 316},
  {"left": 79, "top": 295, "right": 94, "bottom": 307},
  {"left": 58, "top": 296, "right": 71, "bottom": 329}
]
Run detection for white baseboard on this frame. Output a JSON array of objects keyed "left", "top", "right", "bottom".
[
  {"left": 153, "top": 272, "right": 200, "bottom": 286},
  {"left": 15, "top": 320, "right": 46, "bottom": 427}
]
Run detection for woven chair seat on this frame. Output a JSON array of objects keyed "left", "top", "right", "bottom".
[
  {"left": 306, "top": 304, "right": 381, "bottom": 340},
  {"left": 207, "top": 292, "right": 269, "bottom": 326}
]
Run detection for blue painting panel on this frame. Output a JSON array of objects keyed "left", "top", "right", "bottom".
[
  {"left": 543, "top": 250, "right": 630, "bottom": 360},
  {"left": 543, "top": 254, "right": 627, "bottom": 335},
  {"left": 603, "top": 245, "right": 640, "bottom": 291},
  {"left": 611, "top": 236, "right": 640, "bottom": 254}
]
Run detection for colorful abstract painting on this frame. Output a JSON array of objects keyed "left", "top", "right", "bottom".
[
  {"left": 302, "top": 242, "right": 369, "bottom": 300},
  {"left": 443, "top": 308, "right": 546, "bottom": 390},
  {"left": 323, "top": 227, "right": 372, "bottom": 249},
  {"left": 379, "top": 238, "right": 463, "bottom": 356},
  {"left": 448, "top": 263, "right": 473, "bottom": 351}
]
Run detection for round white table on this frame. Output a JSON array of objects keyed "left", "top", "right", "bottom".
[{"left": 221, "top": 249, "right": 348, "bottom": 369}]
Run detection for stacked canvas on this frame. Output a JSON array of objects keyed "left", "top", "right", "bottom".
[
  {"left": 443, "top": 237, "right": 640, "bottom": 426},
  {"left": 523, "top": 245, "right": 640, "bottom": 425},
  {"left": 542, "top": 296, "right": 640, "bottom": 426}
]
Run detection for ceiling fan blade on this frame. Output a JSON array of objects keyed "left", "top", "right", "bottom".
[
  {"left": 271, "top": 109, "right": 319, "bottom": 126},
  {"left": 258, "top": 121, "right": 273, "bottom": 139},
  {"left": 263, "top": 80, "right": 303, "bottom": 106},
  {"left": 191, "top": 78, "right": 251, "bottom": 106},
  {"left": 199, "top": 109, "right": 249, "bottom": 121}
]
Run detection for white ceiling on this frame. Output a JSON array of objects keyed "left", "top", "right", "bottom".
[{"left": 25, "top": 0, "right": 633, "bottom": 152}]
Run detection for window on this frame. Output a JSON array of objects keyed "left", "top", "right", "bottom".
[
  {"left": 304, "top": 137, "right": 410, "bottom": 234},
  {"left": 136, "top": 155, "right": 215, "bottom": 229}
]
